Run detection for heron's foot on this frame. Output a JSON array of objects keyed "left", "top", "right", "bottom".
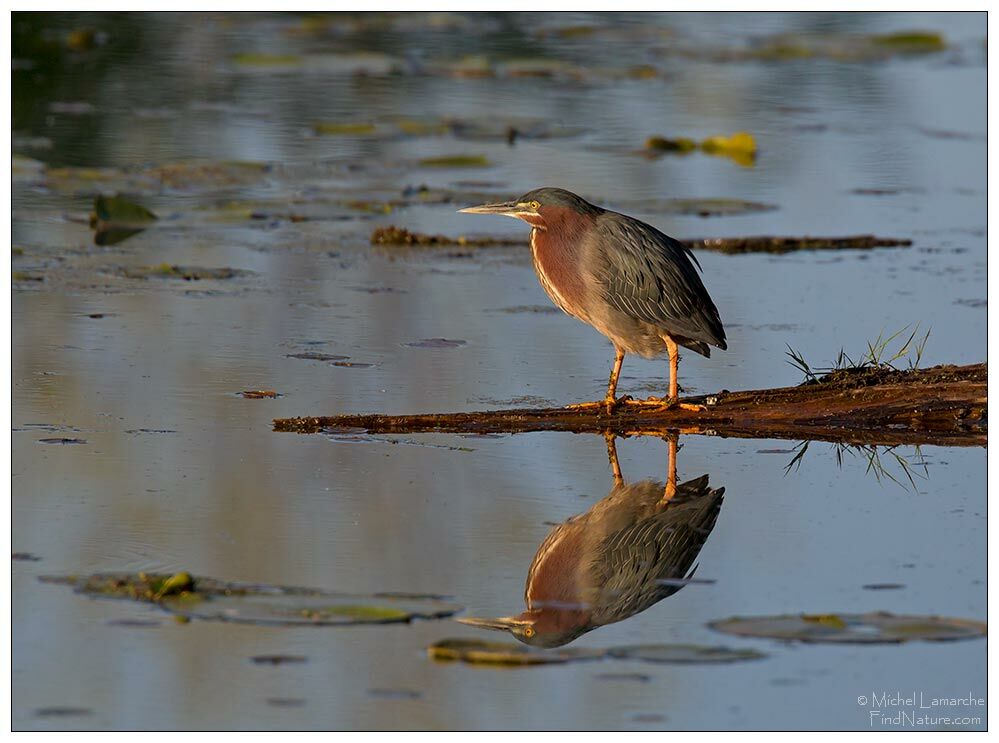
[
  {"left": 635, "top": 396, "right": 706, "bottom": 412},
  {"left": 565, "top": 397, "right": 631, "bottom": 413},
  {"left": 603, "top": 395, "right": 633, "bottom": 414}
]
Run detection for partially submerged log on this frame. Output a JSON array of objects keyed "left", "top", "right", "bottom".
[
  {"left": 683, "top": 235, "right": 912, "bottom": 255},
  {"left": 274, "top": 363, "right": 986, "bottom": 447},
  {"left": 370, "top": 226, "right": 912, "bottom": 254}
]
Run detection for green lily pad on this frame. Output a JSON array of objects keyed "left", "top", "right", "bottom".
[
  {"left": 428, "top": 638, "right": 602, "bottom": 666},
  {"left": 418, "top": 155, "right": 491, "bottom": 168},
  {"left": 606, "top": 644, "right": 767, "bottom": 664},
  {"left": 709, "top": 612, "right": 987, "bottom": 644},
  {"left": 90, "top": 194, "right": 158, "bottom": 245},
  {"left": 625, "top": 198, "right": 778, "bottom": 218},
  {"left": 41, "top": 572, "right": 462, "bottom": 627},
  {"left": 170, "top": 596, "right": 417, "bottom": 626},
  {"left": 870, "top": 31, "right": 946, "bottom": 52},
  {"left": 645, "top": 136, "right": 697, "bottom": 153}
]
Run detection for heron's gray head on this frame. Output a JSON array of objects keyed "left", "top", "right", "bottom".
[{"left": 458, "top": 187, "right": 602, "bottom": 229}]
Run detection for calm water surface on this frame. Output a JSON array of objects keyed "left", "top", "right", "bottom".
[{"left": 12, "top": 12, "right": 985, "bottom": 730}]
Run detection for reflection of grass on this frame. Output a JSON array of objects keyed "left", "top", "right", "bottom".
[
  {"left": 785, "top": 324, "right": 931, "bottom": 384},
  {"left": 783, "top": 440, "right": 929, "bottom": 492}
]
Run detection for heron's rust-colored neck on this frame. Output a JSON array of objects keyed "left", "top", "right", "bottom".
[{"left": 530, "top": 206, "right": 596, "bottom": 311}]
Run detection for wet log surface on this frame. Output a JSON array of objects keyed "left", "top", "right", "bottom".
[{"left": 274, "top": 363, "right": 986, "bottom": 447}]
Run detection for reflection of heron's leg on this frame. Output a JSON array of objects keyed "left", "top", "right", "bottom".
[
  {"left": 604, "top": 432, "right": 623, "bottom": 487},
  {"left": 661, "top": 434, "right": 678, "bottom": 504}
]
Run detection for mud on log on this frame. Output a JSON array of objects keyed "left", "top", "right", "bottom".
[{"left": 274, "top": 363, "right": 986, "bottom": 447}]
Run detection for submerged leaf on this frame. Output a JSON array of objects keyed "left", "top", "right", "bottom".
[
  {"left": 606, "top": 644, "right": 766, "bottom": 664},
  {"left": 709, "top": 612, "right": 986, "bottom": 644},
  {"left": 40, "top": 572, "right": 461, "bottom": 627}
]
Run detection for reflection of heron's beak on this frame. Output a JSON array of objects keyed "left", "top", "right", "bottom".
[
  {"left": 456, "top": 616, "right": 528, "bottom": 632},
  {"left": 458, "top": 201, "right": 537, "bottom": 219}
]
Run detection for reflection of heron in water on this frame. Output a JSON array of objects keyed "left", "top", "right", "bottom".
[{"left": 460, "top": 435, "right": 724, "bottom": 648}]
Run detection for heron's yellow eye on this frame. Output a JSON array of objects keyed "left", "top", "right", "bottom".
[
  {"left": 523, "top": 626, "right": 535, "bottom": 638},
  {"left": 529, "top": 200, "right": 540, "bottom": 210}
]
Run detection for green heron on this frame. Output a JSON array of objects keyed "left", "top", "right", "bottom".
[
  {"left": 460, "top": 187, "right": 726, "bottom": 413},
  {"left": 458, "top": 435, "right": 724, "bottom": 648}
]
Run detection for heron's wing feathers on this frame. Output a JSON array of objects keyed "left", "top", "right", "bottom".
[
  {"left": 592, "top": 213, "right": 727, "bottom": 351},
  {"left": 590, "top": 477, "right": 724, "bottom": 624}
]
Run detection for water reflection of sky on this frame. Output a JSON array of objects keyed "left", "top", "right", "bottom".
[{"left": 13, "top": 12, "right": 985, "bottom": 730}]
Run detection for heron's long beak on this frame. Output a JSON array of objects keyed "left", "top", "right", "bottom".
[
  {"left": 456, "top": 615, "right": 529, "bottom": 633},
  {"left": 458, "top": 201, "right": 536, "bottom": 219}
]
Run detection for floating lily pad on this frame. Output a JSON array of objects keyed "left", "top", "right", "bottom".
[
  {"left": 642, "top": 131, "right": 757, "bottom": 166},
  {"left": 709, "top": 612, "right": 987, "bottom": 644},
  {"left": 701, "top": 131, "right": 757, "bottom": 167},
  {"left": 606, "top": 644, "right": 766, "bottom": 664},
  {"left": 250, "top": 654, "right": 308, "bottom": 665},
  {"left": 13, "top": 271, "right": 45, "bottom": 283},
  {"left": 286, "top": 352, "right": 349, "bottom": 362},
  {"left": 90, "top": 194, "right": 158, "bottom": 245},
  {"left": 645, "top": 136, "right": 697, "bottom": 153},
  {"left": 418, "top": 155, "right": 491, "bottom": 168},
  {"left": 638, "top": 198, "right": 778, "bottom": 218},
  {"left": 37, "top": 437, "right": 86, "bottom": 445},
  {"left": 266, "top": 698, "right": 306, "bottom": 708},
  {"left": 594, "top": 672, "right": 651, "bottom": 682},
  {"left": 312, "top": 122, "right": 378, "bottom": 136},
  {"left": 115, "top": 264, "right": 252, "bottom": 281},
  {"left": 428, "top": 638, "right": 601, "bottom": 666},
  {"left": 870, "top": 31, "right": 946, "bottom": 52},
  {"left": 41, "top": 572, "right": 461, "bottom": 627},
  {"left": 240, "top": 390, "right": 281, "bottom": 399},
  {"left": 367, "top": 688, "right": 422, "bottom": 700},
  {"left": 405, "top": 338, "right": 467, "bottom": 349},
  {"left": 35, "top": 707, "right": 92, "bottom": 718}
]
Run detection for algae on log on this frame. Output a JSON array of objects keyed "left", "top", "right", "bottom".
[{"left": 273, "top": 363, "right": 986, "bottom": 447}]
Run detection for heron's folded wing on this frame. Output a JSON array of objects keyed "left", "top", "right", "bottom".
[{"left": 592, "top": 214, "right": 726, "bottom": 349}]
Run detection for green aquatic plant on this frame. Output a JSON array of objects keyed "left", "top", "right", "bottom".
[{"left": 785, "top": 324, "right": 932, "bottom": 384}]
